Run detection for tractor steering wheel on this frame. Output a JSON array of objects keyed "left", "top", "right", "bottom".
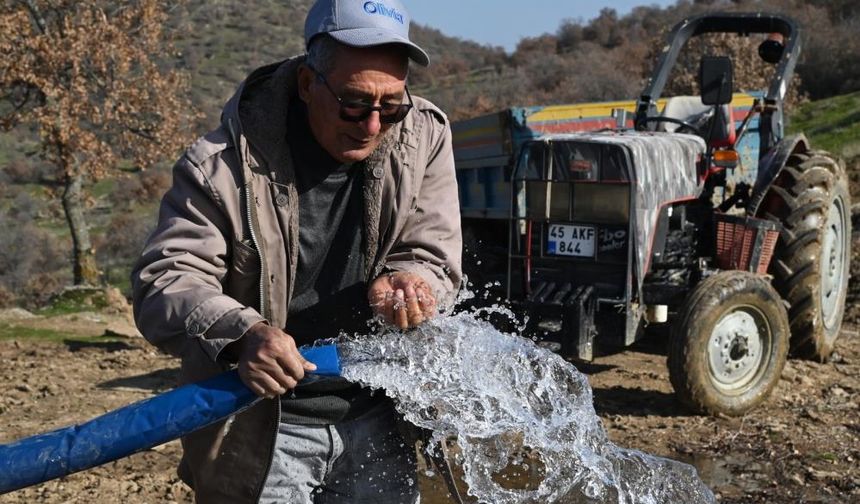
[{"left": 637, "top": 116, "right": 703, "bottom": 135}]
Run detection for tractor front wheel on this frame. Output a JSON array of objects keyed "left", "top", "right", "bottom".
[{"left": 668, "top": 271, "right": 789, "bottom": 416}]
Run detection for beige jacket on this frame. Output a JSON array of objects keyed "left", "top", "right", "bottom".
[{"left": 131, "top": 56, "right": 462, "bottom": 503}]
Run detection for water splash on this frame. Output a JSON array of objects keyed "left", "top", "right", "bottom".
[{"left": 336, "top": 312, "right": 715, "bottom": 504}]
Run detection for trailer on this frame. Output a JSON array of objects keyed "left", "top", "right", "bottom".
[{"left": 454, "top": 94, "right": 761, "bottom": 221}]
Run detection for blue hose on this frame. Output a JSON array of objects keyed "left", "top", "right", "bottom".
[{"left": 0, "top": 344, "right": 341, "bottom": 494}]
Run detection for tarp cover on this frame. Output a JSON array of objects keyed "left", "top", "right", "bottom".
[
  {"left": 546, "top": 131, "right": 706, "bottom": 292},
  {"left": 0, "top": 344, "right": 341, "bottom": 494}
]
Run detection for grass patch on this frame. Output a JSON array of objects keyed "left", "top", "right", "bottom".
[
  {"left": 0, "top": 323, "right": 81, "bottom": 342},
  {"left": 817, "top": 452, "right": 838, "bottom": 462},
  {"left": 788, "top": 91, "right": 860, "bottom": 158},
  {"left": 91, "top": 178, "right": 116, "bottom": 199},
  {"left": 35, "top": 220, "right": 71, "bottom": 237},
  {"left": 0, "top": 323, "right": 130, "bottom": 348},
  {"left": 35, "top": 287, "right": 111, "bottom": 317}
]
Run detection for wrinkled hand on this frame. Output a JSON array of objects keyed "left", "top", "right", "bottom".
[
  {"left": 234, "top": 322, "right": 317, "bottom": 398},
  {"left": 368, "top": 272, "right": 437, "bottom": 330}
]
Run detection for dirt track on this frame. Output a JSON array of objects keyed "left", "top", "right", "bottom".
[{"left": 0, "top": 295, "right": 857, "bottom": 503}]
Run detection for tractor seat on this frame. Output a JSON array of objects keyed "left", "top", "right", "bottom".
[{"left": 658, "top": 96, "right": 736, "bottom": 148}]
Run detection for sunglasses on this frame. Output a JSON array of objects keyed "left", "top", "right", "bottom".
[{"left": 306, "top": 64, "right": 413, "bottom": 124}]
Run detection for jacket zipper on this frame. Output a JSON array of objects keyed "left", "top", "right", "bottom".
[
  {"left": 246, "top": 180, "right": 267, "bottom": 318},
  {"left": 228, "top": 118, "right": 277, "bottom": 502},
  {"left": 228, "top": 118, "right": 268, "bottom": 318}
]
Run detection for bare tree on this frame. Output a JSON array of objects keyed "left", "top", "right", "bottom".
[{"left": 0, "top": 0, "right": 194, "bottom": 285}]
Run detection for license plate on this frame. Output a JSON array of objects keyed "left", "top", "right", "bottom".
[{"left": 547, "top": 224, "right": 595, "bottom": 257}]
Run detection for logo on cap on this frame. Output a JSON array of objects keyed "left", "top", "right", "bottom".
[{"left": 363, "top": 1, "right": 404, "bottom": 24}]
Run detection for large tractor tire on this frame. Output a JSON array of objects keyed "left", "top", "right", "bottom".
[
  {"left": 758, "top": 150, "right": 852, "bottom": 361},
  {"left": 668, "top": 271, "right": 789, "bottom": 416}
]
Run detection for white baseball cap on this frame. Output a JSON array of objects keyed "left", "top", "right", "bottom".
[{"left": 305, "top": 0, "right": 430, "bottom": 66}]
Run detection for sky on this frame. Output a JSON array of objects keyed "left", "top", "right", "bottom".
[{"left": 403, "top": 0, "right": 677, "bottom": 53}]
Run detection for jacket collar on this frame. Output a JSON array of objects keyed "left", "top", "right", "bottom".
[{"left": 221, "top": 57, "right": 302, "bottom": 179}]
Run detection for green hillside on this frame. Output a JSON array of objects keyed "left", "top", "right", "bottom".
[
  {"left": 1, "top": 0, "right": 858, "bottom": 308},
  {"left": 175, "top": 0, "right": 313, "bottom": 126},
  {"left": 174, "top": 0, "right": 504, "bottom": 127},
  {"left": 788, "top": 91, "right": 860, "bottom": 160}
]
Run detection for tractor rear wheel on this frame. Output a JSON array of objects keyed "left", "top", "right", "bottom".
[
  {"left": 668, "top": 271, "right": 789, "bottom": 416},
  {"left": 758, "top": 150, "right": 851, "bottom": 361}
]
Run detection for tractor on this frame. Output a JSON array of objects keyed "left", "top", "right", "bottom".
[{"left": 457, "top": 12, "right": 852, "bottom": 416}]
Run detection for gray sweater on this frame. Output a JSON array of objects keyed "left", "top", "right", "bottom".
[{"left": 280, "top": 100, "right": 383, "bottom": 424}]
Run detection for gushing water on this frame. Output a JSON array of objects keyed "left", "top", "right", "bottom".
[{"left": 336, "top": 311, "right": 715, "bottom": 504}]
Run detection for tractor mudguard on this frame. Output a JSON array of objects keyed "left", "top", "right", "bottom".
[{"left": 747, "top": 133, "right": 810, "bottom": 216}]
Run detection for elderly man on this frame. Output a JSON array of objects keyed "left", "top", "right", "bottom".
[{"left": 131, "top": 0, "right": 462, "bottom": 502}]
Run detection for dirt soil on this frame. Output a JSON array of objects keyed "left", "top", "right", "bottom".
[
  {"left": 0, "top": 310, "right": 857, "bottom": 503},
  {"left": 1, "top": 229, "right": 859, "bottom": 503}
]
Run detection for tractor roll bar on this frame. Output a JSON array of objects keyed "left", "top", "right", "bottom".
[{"left": 634, "top": 12, "right": 801, "bottom": 152}]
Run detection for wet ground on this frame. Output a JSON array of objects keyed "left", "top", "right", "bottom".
[
  {"left": 0, "top": 301, "right": 857, "bottom": 503},
  {"left": 586, "top": 325, "right": 859, "bottom": 504}
]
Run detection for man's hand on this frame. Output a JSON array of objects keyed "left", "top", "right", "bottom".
[
  {"left": 368, "top": 271, "right": 437, "bottom": 329},
  {"left": 233, "top": 322, "right": 317, "bottom": 398}
]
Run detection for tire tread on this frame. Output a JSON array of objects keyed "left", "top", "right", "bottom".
[{"left": 763, "top": 150, "right": 851, "bottom": 360}]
